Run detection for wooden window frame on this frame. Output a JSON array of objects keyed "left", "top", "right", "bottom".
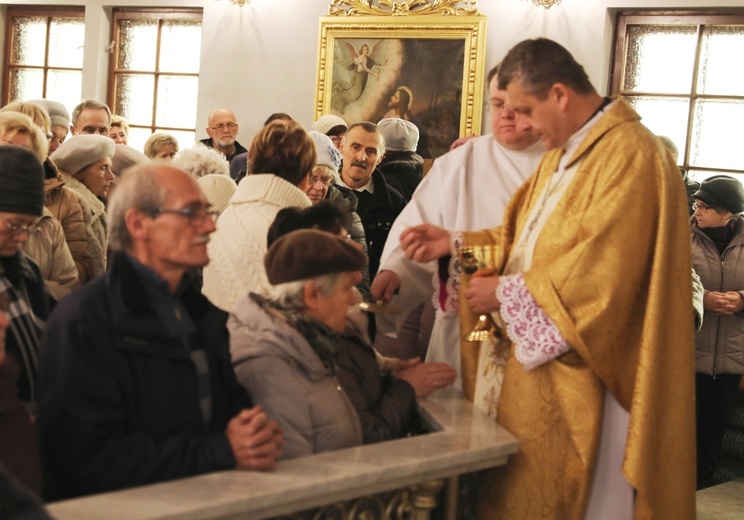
[
  {"left": 107, "top": 8, "right": 202, "bottom": 136},
  {"left": 1, "top": 5, "right": 85, "bottom": 106},
  {"left": 610, "top": 9, "right": 744, "bottom": 176}
]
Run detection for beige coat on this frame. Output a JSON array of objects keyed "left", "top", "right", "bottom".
[
  {"left": 58, "top": 171, "right": 108, "bottom": 280},
  {"left": 45, "top": 160, "right": 94, "bottom": 283},
  {"left": 21, "top": 207, "right": 79, "bottom": 300}
]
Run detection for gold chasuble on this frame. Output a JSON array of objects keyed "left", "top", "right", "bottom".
[{"left": 460, "top": 100, "right": 695, "bottom": 519}]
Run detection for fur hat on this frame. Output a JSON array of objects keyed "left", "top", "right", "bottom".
[
  {"left": 265, "top": 229, "right": 366, "bottom": 285},
  {"left": 0, "top": 147, "right": 45, "bottom": 216},
  {"left": 197, "top": 174, "right": 237, "bottom": 214},
  {"left": 693, "top": 175, "right": 744, "bottom": 214},
  {"left": 308, "top": 131, "right": 342, "bottom": 173},
  {"left": 378, "top": 118, "right": 419, "bottom": 152},
  {"left": 50, "top": 134, "right": 115, "bottom": 175},
  {"left": 312, "top": 114, "right": 348, "bottom": 135},
  {"left": 111, "top": 144, "right": 150, "bottom": 176},
  {"left": 32, "top": 99, "right": 70, "bottom": 129}
]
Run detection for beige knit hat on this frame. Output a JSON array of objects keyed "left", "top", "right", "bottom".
[
  {"left": 111, "top": 144, "right": 150, "bottom": 177},
  {"left": 312, "top": 114, "right": 348, "bottom": 135},
  {"left": 33, "top": 99, "right": 70, "bottom": 129},
  {"left": 197, "top": 174, "right": 237, "bottom": 214},
  {"left": 50, "top": 134, "right": 115, "bottom": 175}
]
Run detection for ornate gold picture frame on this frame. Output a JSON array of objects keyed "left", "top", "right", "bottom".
[{"left": 314, "top": 1, "right": 487, "bottom": 158}]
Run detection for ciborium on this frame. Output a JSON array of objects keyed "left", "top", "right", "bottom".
[{"left": 459, "top": 244, "right": 500, "bottom": 342}]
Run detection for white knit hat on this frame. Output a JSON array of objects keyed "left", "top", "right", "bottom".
[
  {"left": 312, "top": 114, "right": 348, "bottom": 135},
  {"left": 50, "top": 134, "right": 115, "bottom": 175},
  {"left": 378, "top": 118, "right": 419, "bottom": 152},
  {"left": 308, "top": 131, "right": 342, "bottom": 173},
  {"left": 197, "top": 174, "right": 237, "bottom": 214},
  {"left": 33, "top": 99, "right": 70, "bottom": 129},
  {"left": 111, "top": 144, "right": 150, "bottom": 176}
]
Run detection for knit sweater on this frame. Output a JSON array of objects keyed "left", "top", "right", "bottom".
[{"left": 202, "top": 174, "right": 311, "bottom": 312}]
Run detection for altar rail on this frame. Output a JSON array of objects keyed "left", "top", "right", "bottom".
[{"left": 47, "top": 389, "right": 517, "bottom": 520}]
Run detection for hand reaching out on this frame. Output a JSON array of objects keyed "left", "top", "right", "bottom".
[{"left": 400, "top": 224, "right": 452, "bottom": 263}]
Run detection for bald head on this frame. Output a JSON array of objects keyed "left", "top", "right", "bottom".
[{"left": 205, "top": 108, "right": 239, "bottom": 154}]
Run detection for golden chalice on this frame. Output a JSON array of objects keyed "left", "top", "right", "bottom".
[{"left": 459, "top": 245, "right": 500, "bottom": 342}]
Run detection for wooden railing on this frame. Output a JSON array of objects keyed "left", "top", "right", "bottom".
[{"left": 47, "top": 389, "right": 517, "bottom": 520}]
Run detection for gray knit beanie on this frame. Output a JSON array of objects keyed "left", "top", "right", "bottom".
[{"left": 693, "top": 175, "right": 744, "bottom": 214}]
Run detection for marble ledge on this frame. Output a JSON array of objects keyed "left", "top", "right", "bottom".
[
  {"left": 47, "top": 389, "right": 517, "bottom": 520},
  {"left": 696, "top": 478, "right": 744, "bottom": 520}
]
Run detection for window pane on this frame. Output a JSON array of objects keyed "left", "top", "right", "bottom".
[
  {"left": 624, "top": 25, "right": 697, "bottom": 94},
  {"left": 156, "top": 75, "right": 199, "bottom": 128},
  {"left": 9, "top": 68, "right": 44, "bottom": 101},
  {"left": 688, "top": 170, "right": 744, "bottom": 184},
  {"left": 46, "top": 69, "right": 83, "bottom": 114},
  {"left": 697, "top": 25, "right": 744, "bottom": 96},
  {"left": 159, "top": 20, "right": 201, "bottom": 74},
  {"left": 12, "top": 17, "right": 47, "bottom": 66},
  {"left": 117, "top": 19, "right": 158, "bottom": 71},
  {"left": 157, "top": 129, "right": 196, "bottom": 151},
  {"left": 623, "top": 95, "right": 690, "bottom": 163},
  {"left": 48, "top": 17, "right": 85, "bottom": 68},
  {"left": 691, "top": 100, "right": 744, "bottom": 170},
  {"left": 115, "top": 74, "right": 155, "bottom": 126},
  {"left": 127, "top": 127, "right": 154, "bottom": 154}
]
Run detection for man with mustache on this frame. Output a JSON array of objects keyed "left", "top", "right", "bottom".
[
  {"left": 37, "top": 166, "right": 283, "bottom": 500},
  {"left": 337, "top": 122, "right": 406, "bottom": 286}
]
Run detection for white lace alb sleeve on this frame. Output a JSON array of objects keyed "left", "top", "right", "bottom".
[{"left": 496, "top": 273, "right": 571, "bottom": 370}]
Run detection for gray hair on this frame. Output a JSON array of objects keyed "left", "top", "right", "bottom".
[
  {"left": 71, "top": 99, "right": 111, "bottom": 127},
  {"left": 266, "top": 273, "right": 343, "bottom": 313},
  {"left": 171, "top": 143, "right": 229, "bottom": 179},
  {"left": 107, "top": 166, "right": 167, "bottom": 252},
  {"left": 344, "top": 121, "right": 385, "bottom": 158}
]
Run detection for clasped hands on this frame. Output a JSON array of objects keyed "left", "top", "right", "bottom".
[
  {"left": 391, "top": 223, "right": 501, "bottom": 314},
  {"left": 703, "top": 291, "right": 744, "bottom": 315},
  {"left": 226, "top": 405, "right": 284, "bottom": 471}
]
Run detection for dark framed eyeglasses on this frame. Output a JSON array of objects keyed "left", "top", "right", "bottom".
[
  {"left": 692, "top": 202, "right": 714, "bottom": 212},
  {"left": 154, "top": 207, "right": 219, "bottom": 226}
]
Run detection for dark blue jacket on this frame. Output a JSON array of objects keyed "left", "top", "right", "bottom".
[{"left": 37, "top": 253, "right": 250, "bottom": 500}]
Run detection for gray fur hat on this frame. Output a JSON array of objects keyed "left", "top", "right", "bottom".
[
  {"left": 50, "top": 134, "right": 115, "bottom": 175},
  {"left": 32, "top": 99, "right": 70, "bottom": 129}
]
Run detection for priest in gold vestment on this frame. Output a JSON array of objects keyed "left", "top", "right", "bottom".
[{"left": 400, "top": 39, "right": 695, "bottom": 519}]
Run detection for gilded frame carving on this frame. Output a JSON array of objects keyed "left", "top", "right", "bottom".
[{"left": 314, "top": 4, "right": 486, "bottom": 158}]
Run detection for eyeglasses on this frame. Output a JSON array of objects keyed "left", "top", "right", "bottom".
[
  {"left": 310, "top": 175, "right": 334, "bottom": 187},
  {"left": 330, "top": 136, "right": 343, "bottom": 145},
  {"left": 487, "top": 100, "right": 507, "bottom": 114},
  {"left": 692, "top": 202, "right": 714, "bottom": 212},
  {"left": 154, "top": 206, "right": 219, "bottom": 226},
  {"left": 209, "top": 123, "right": 238, "bottom": 132},
  {"left": 0, "top": 216, "right": 32, "bottom": 236}
]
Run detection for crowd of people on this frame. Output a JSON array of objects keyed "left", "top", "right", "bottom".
[{"left": 0, "top": 37, "right": 739, "bottom": 520}]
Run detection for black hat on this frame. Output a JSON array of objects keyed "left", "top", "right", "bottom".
[
  {"left": 693, "top": 175, "right": 744, "bottom": 215},
  {"left": 0, "top": 146, "right": 45, "bottom": 216},
  {"left": 265, "top": 229, "right": 366, "bottom": 285}
]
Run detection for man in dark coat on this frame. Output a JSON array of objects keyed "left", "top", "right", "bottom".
[
  {"left": 377, "top": 117, "right": 424, "bottom": 202},
  {"left": 337, "top": 122, "right": 406, "bottom": 280},
  {"left": 37, "top": 166, "right": 282, "bottom": 500},
  {"left": 199, "top": 108, "right": 248, "bottom": 163}
]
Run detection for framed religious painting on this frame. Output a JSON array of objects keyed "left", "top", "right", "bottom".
[{"left": 314, "top": 0, "right": 487, "bottom": 159}]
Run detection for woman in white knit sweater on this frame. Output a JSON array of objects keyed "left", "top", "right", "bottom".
[{"left": 202, "top": 119, "right": 315, "bottom": 312}]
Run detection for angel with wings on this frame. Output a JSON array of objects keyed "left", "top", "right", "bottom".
[{"left": 332, "top": 40, "right": 387, "bottom": 114}]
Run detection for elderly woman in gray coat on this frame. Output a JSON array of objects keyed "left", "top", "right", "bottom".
[
  {"left": 229, "top": 230, "right": 366, "bottom": 459},
  {"left": 690, "top": 175, "right": 744, "bottom": 489}
]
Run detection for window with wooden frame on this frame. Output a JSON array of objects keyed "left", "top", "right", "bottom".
[
  {"left": 108, "top": 9, "right": 202, "bottom": 152},
  {"left": 2, "top": 6, "right": 85, "bottom": 117},
  {"left": 610, "top": 11, "right": 744, "bottom": 183}
]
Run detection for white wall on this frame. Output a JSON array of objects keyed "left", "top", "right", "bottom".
[{"left": 2, "top": 0, "right": 744, "bottom": 142}]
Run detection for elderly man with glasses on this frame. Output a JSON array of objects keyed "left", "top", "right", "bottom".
[
  {"left": 37, "top": 165, "right": 283, "bottom": 501},
  {"left": 200, "top": 108, "right": 248, "bottom": 163}
]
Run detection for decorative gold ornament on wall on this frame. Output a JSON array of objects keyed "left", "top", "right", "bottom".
[
  {"left": 525, "top": 0, "right": 561, "bottom": 8},
  {"left": 327, "top": 0, "right": 480, "bottom": 17},
  {"left": 220, "top": 0, "right": 252, "bottom": 6}
]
